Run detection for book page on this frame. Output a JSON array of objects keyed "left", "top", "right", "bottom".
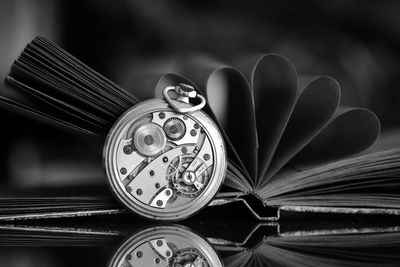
[
  {"left": 175, "top": 55, "right": 258, "bottom": 180},
  {"left": 257, "top": 141, "right": 400, "bottom": 209},
  {"left": 289, "top": 106, "right": 380, "bottom": 168},
  {"left": 259, "top": 76, "right": 340, "bottom": 188},
  {"left": 234, "top": 54, "right": 299, "bottom": 186},
  {"left": 1, "top": 37, "right": 138, "bottom": 136}
]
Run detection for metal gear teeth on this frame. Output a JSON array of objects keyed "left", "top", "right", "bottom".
[
  {"left": 163, "top": 117, "right": 186, "bottom": 141},
  {"left": 125, "top": 116, "right": 152, "bottom": 139},
  {"left": 132, "top": 122, "right": 166, "bottom": 158}
]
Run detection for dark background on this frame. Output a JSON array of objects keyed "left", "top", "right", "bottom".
[
  {"left": 1, "top": 0, "right": 400, "bottom": 203},
  {"left": 0, "top": 0, "right": 400, "bottom": 197}
]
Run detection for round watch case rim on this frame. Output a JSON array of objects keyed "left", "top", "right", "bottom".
[{"left": 103, "top": 98, "right": 226, "bottom": 221}]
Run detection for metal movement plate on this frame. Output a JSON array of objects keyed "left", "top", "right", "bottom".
[
  {"left": 104, "top": 87, "right": 226, "bottom": 221},
  {"left": 108, "top": 225, "right": 223, "bottom": 267}
]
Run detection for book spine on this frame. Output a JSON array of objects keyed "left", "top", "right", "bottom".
[{"left": 208, "top": 197, "right": 279, "bottom": 221}]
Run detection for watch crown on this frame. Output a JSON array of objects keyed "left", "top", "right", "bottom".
[{"left": 175, "top": 83, "right": 197, "bottom": 98}]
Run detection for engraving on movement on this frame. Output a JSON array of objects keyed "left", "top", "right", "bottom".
[{"left": 104, "top": 84, "right": 226, "bottom": 221}]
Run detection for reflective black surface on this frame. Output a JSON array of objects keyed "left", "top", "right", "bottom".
[{"left": 1, "top": 210, "right": 400, "bottom": 267}]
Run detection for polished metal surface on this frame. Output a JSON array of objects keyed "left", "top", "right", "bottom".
[
  {"left": 133, "top": 122, "right": 166, "bottom": 157},
  {"left": 108, "top": 225, "right": 223, "bottom": 267},
  {"left": 104, "top": 85, "right": 226, "bottom": 221},
  {"left": 163, "top": 85, "right": 206, "bottom": 114}
]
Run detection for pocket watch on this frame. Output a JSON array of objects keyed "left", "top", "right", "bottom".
[{"left": 104, "top": 84, "right": 226, "bottom": 221}]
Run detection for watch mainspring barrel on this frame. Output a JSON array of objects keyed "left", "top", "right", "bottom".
[
  {"left": 108, "top": 225, "right": 223, "bottom": 267},
  {"left": 104, "top": 84, "right": 226, "bottom": 221}
]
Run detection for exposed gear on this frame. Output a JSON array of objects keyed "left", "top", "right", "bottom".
[
  {"left": 125, "top": 114, "right": 152, "bottom": 138},
  {"left": 164, "top": 117, "right": 186, "bottom": 141},
  {"left": 105, "top": 92, "right": 227, "bottom": 221},
  {"left": 133, "top": 122, "right": 166, "bottom": 157},
  {"left": 172, "top": 248, "right": 209, "bottom": 267},
  {"left": 166, "top": 155, "right": 209, "bottom": 198}
]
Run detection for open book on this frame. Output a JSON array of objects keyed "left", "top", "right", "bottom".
[{"left": 0, "top": 36, "right": 400, "bottom": 220}]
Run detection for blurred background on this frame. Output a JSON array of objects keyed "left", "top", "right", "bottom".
[
  {"left": 1, "top": 0, "right": 400, "bottom": 193},
  {"left": 1, "top": 1, "right": 400, "bottom": 266}
]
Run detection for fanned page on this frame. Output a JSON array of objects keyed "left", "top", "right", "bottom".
[
  {"left": 0, "top": 37, "right": 139, "bottom": 219},
  {"left": 138, "top": 54, "right": 400, "bottom": 216},
  {"left": 2, "top": 36, "right": 139, "bottom": 135}
]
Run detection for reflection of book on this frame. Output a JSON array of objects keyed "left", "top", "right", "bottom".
[
  {"left": 1, "top": 222, "right": 400, "bottom": 267},
  {"left": 217, "top": 225, "right": 400, "bottom": 267},
  {"left": 0, "top": 223, "right": 121, "bottom": 246},
  {"left": 1, "top": 36, "right": 400, "bottom": 220}
]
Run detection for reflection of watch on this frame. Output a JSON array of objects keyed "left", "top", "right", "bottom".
[
  {"left": 104, "top": 83, "right": 227, "bottom": 221},
  {"left": 108, "top": 225, "right": 223, "bottom": 267}
]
